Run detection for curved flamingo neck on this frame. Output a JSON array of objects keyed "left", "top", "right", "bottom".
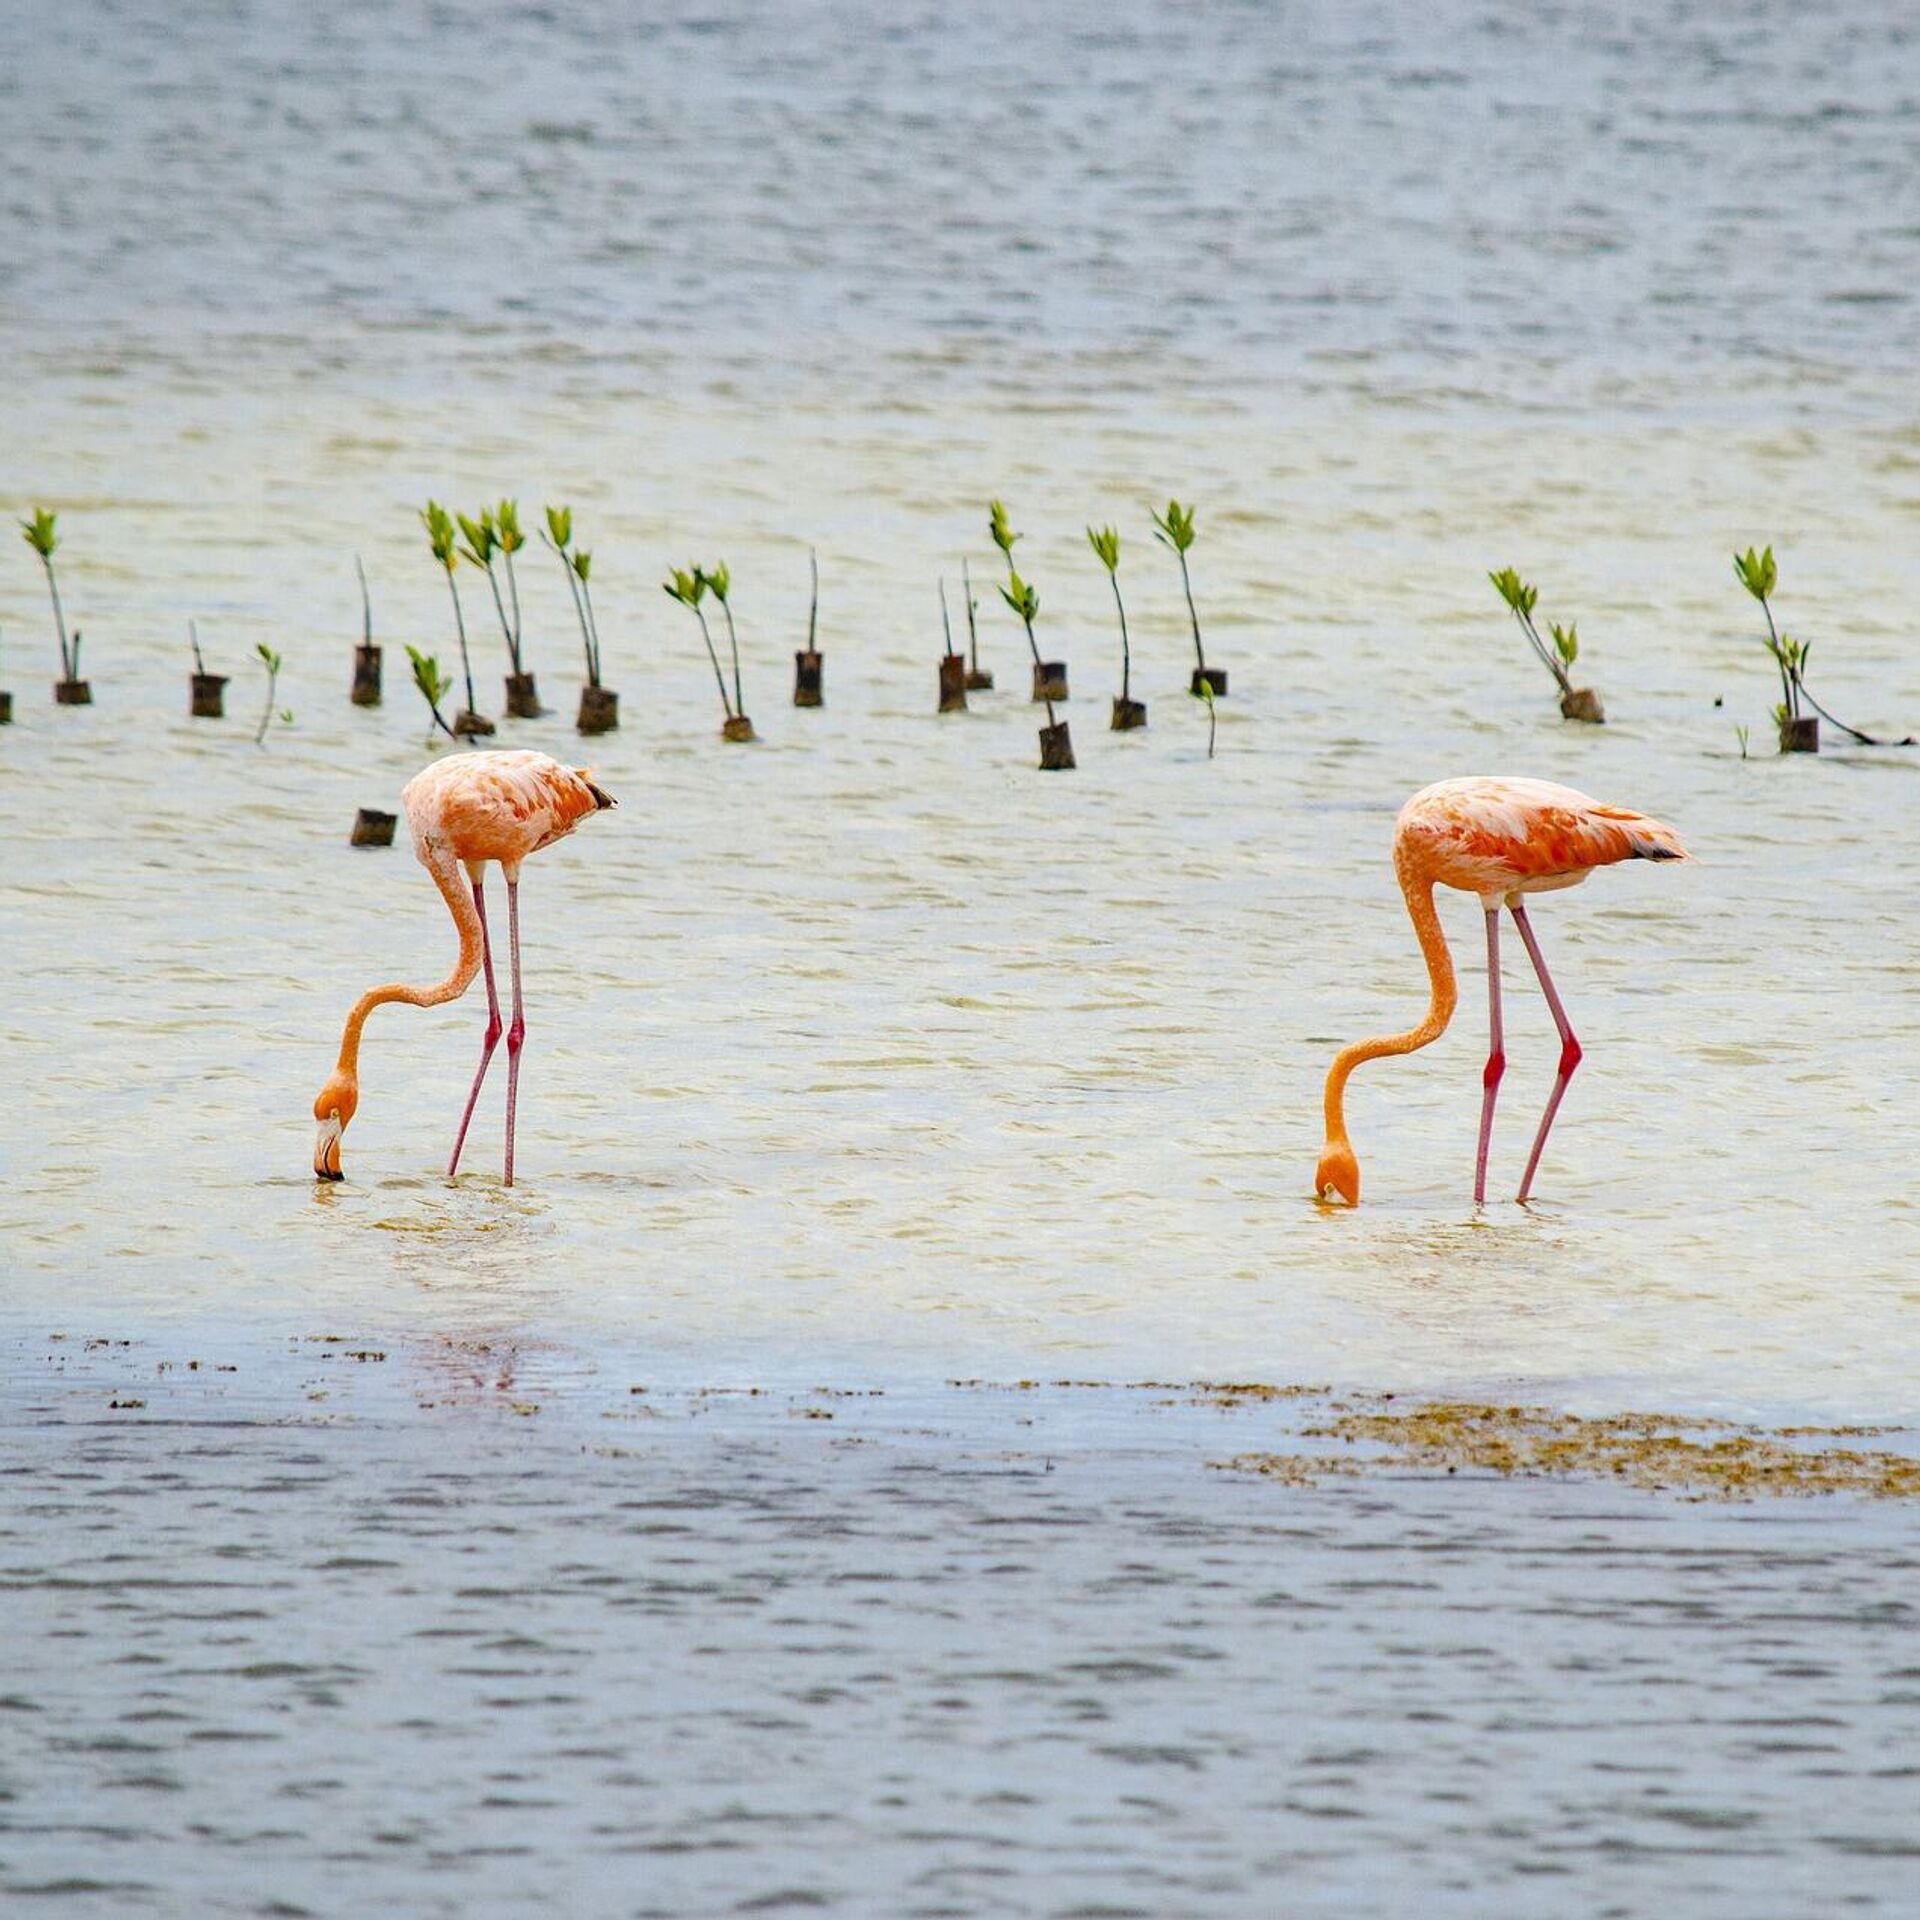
[
  {"left": 1322, "top": 854, "right": 1458, "bottom": 1151},
  {"left": 334, "top": 843, "right": 483, "bottom": 1078}
]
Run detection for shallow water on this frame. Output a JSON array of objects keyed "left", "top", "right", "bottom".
[
  {"left": 6, "top": 1350, "right": 1920, "bottom": 1919},
  {"left": 5, "top": 0, "right": 1920, "bottom": 1909}
]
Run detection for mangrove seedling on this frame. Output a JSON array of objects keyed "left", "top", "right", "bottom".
[
  {"left": 992, "top": 510, "right": 1072, "bottom": 770},
  {"left": 406, "top": 643, "right": 459, "bottom": 746},
  {"left": 1197, "top": 669, "right": 1218, "bottom": 759},
  {"left": 188, "top": 619, "right": 228, "bottom": 717},
  {"left": 1090, "top": 523, "right": 1145, "bottom": 731},
  {"left": 544, "top": 505, "right": 587, "bottom": 674},
  {"left": 496, "top": 497, "right": 530, "bottom": 680},
  {"left": 1489, "top": 566, "right": 1604, "bottom": 723},
  {"left": 704, "top": 562, "right": 753, "bottom": 740},
  {"left": 570, "top": 548, "right": 610, "bottom": 729},
  {"left": 990, "top": 500, "right": 1068, "bottom": 705},
  {"left": 1153, "top": 499, "right": 1224, "bottom": 697},
  {"left": 937, "top": 577, "right": 967, "bottom": 711},
  {"left": 462, "top": 500, "right": 539, "bottom": 716},
  {"left": 351, "top": 554, "right": 381, "bottom": 705},
  {"left": 1733, "top": 545, "right": 1893, "bottom": 753},
  {"left": 665, "top": 564, "right": 750, "bottom": 740},
  {"left": 420, "top": 500, "right": 491, "bottom": 736},
  {"left": 961, "top": 555, "right": 992, "bottom": 690},
  {"left": 21, "top": 506, "right": 90, "bottom": 703},
  {"left": 253, "top": 642, "right": 292, "bottom": 746},
  {"left": 544, "top": 505, "right": 616, "bottom": 733},
  {"left": 794, "top": 546, "right": 823, "bottom": 707}
]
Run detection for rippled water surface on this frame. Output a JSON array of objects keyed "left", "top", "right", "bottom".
[{"left": 5, "top": 1, "right": 1920, "bottom": 1911}]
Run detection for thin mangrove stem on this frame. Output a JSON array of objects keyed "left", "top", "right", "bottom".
[
  {"left": 1110, "top": 572, "right": 1132, "bottom": 702},
  {"left": 694, "top": 605, "right": 734, "bottom": 717},
  {"left": 939, "top": 577, "right": 954, "bottom": 653},
  {"left": 1022, "top": 615, "right": 1055, "bottom": 727},
  {"left": 1759, "top": 597, "right": 1796, "bottom": 718},
  {"left": 722, "top": 600, "right": 744, "bottom": 717},
  {"left": 547, "top": 534, "right": 596, "bottom": 684},
  {"left": 1178, "top": 550, "right": 1205, "bottom": 674},
  {"left": 1797, "top": 681, "right": 1887, "bottom": 746},
  {"left": 189, "top": 620, "right": 205, "bottom": 676},
  {"left": 483, "top": 561, "right": 518, "bottom": 672},
  {"left": 806, "top": 548, "right": 819, "bottom": 653},
  {"left": 504, "top": 549, "right": 524, "bottom": 672},
  {"left": 963, "top": 556, "right": 980, "bottom": 671},
  {"left": 41, "top": 555, "right": 71, "bottom": 680},
  {"left": 1515, "top": 606, "right": 1570, "bottom": 692},
  {"left": 445, "top": 570, "right": 477, "bottom": 713},
  {"left": 580, "top": 577, "right": 602, "bottom": 687},
  {"left": 356, "top": 554, "right": 372, "bottom": 648},
  {"left": 255, "top": 659, "right": 279, "bottom": 746}
]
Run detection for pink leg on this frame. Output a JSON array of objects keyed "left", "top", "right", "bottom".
[
  {"left": 502, "top": 876, "right": 525, "bottom": 1187},
  {"left": 1511, "top": 901, "right": 1583, "bottom": 1203},
  {"left": 447, "top": 875, "right": 502, "bottom": 1177},
  {"left": 1474, "top": 905, "right": 1505, "bottom": 1207}
]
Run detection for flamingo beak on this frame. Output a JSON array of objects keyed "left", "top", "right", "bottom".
[{"left": 314, "top": 1113, "right": 345, "bottom": 1182}]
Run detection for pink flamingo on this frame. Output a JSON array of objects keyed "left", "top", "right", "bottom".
[
  {"left": 1315, "top": 776, "right": 1687, "bottom": 1206},
  {"left": 313, "top": 750, "right": 614, "bottom": 1185}
]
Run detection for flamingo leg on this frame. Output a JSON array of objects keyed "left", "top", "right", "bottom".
[
  {"left": 1474, "top": 904, "right": 1505, "bottom": 1206},
  {"left": 447, "top": 874, "right": 503, "bottom": 1177},
  {"left": 1511, "top": 900, "right": 1584, "bottom": 1203},
  {"left": 502, "top": 875, "right": 526, "bottom": 1187}
]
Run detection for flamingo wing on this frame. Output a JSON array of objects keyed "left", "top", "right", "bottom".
[{"left": 1402, "top": 776, "right": 1687, "bottom": 895}]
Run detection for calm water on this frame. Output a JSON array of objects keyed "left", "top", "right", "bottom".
[{"left": 5, "top": 0, "right": 1920, "bottom": 1910}]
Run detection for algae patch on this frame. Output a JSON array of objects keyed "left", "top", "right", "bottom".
[{"left": 1218, "top": 1399, "right": 1920, "bottom": 1502}]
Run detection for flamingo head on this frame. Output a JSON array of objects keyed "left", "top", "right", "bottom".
[
  {"left": 312, "top": 1071, "right": 358, "bottom": 1181},
  {"left": 1314, "top": 1139, "right": 1360, "bottom": 1207}
]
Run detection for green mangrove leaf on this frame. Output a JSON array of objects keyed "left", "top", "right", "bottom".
[
  {"left": 1734, "top": 544, "right": 1777, "bottom": 603},
  {"left": 456, "top": 510, "right": 496, "bottom": 568},
  {"left": 406, "top": 643, "right": 453, "bottom": 705},
  {"left": 1152, "top": 499, "right": 1196, "bottom": 553},
  {"left": 998, "top": 568, "right": 1039, "bottom": 622},
  {"left": 19, "top": 506, "right": 58, "bottom": 558},
  {"left": 421, "top": 501, "right": 458, "bottom": 568},
  {"left": 988, "top": 498, "right": 1019, "bottom": 555}
]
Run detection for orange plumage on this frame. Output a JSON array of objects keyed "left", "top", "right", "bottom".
[
  {"left": 312, "top": 751, "right": 614, "bottom": 1186},
  {"left": 400, "top": 750, "right": 612, "bottom": 871},
  {"left": 1393, "top": 776, "right": 1687, "bottom": 900},
  {"left": 1316, "top": 776, "right": 1687, "bottom": 1207}
]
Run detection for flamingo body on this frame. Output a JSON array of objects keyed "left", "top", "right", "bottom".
[
  {"left": 1395, "top": 776, "right": 1686, "bottom": 901},
  {"left": 1315, "top": 776, "right": 1686, "bottom": 1207},
  {"left": 312, "top": 750, "right": 614, "bottom": 1184},
  {"left": 400, "top": 750, "right": 612, "bottom": 874}
]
